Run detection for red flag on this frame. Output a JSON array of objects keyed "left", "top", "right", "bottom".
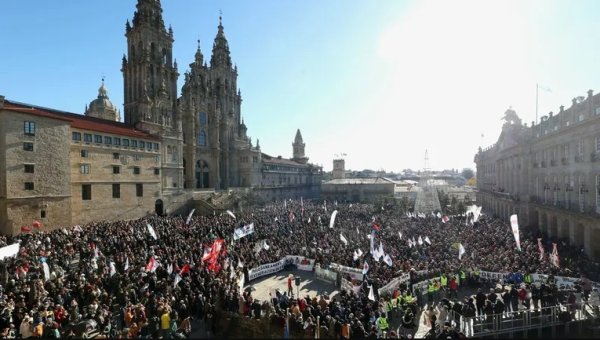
[
  {"left": 537, "top": 238, "right": 545, "bottom": 261},
  {"left": 145, "top": 256, "right": 158, "bottom": 272},
  {"left": 32, "top": 220, "right": 42, "bottom": 228},
  {"left": 372, "top": 223, "right": 381, "bottom": 231},
  {"left": 179, "top": 264, "right": 190, "bottom": 276},
  {"left": 203, "top": 239, "right": 224, "bottom": 264},
  {"left": 201, "top": 246, "right": 212, "bottom": 261}
]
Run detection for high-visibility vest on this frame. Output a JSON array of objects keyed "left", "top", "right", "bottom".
[
  {"left": 460, "top": 271, "right": 466, "bottom": 279},
  {"left": 378, "top": 317, "right": 389, "bottom": 330},
  {"left": 406, "top": 294, "right": 413, "bottom": 304},
  {"left": 386, "top": 301, "right": 393, "bottom": 312},
  {"left": 524, "top": 274, "right": 532, "bottom": 284},
  {"left": 474, "top": 270, "right": 480, "bottom": 277},
  {"left": 441, "top": 275, "right": 448, "bottom": 287},
  {"left": 428, "top": 283, "right": 435, "bottom": 293}
]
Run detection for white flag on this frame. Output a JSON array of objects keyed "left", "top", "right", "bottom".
[
  {"left": 356, "top": 227, "right": 360, "bottom": 235},
  {"left": 167, "top": 263, "right": 173, "bottom": 275},
  {"left": 263, "top": 240, "right": 270, "bottom": 251},
  {"left": 353, "top": 250, "right": 359, "bottom": 261},
  {"left": 226, "top": 210, "right": 236, "bottom": 219},
  {"left": 408, "top": 239, "right": 413, "bottom": 248},
  {"left": 233, "top": 223, "right": 255, "bottom": 240},
  {"left": 510, "top": 214, "right": 521, "bottom": 251},
  {"left": 329, "top": 210, "right": 338, "bottom": 229},
  {"left": 424, "top": 236, "right": 431, "bottom": 245},
  {"left": 186, "top": 209, "right": 195, "bottom": 225},
  {"left": 368, "top": 285, "right": 376, "bottom": 301},
  {"left": 124, "top": 257, "right": 129, "bottom": 271},
  {"left": 110, "top": 261, "right": 117, "bottom": 277},
  {"left": 383, "top": 254, "right": 393, "bottom": 267},
  {"left": 147, "top": 224, "right": 158, "bottom": 240},
  {"left": 362, "top": 261, "right": 369, "bottom": 274},
  {"left": 458, "top": 243, "right": 466, "bottom": 260},
  {"left": 284, "top": 200, "right": 287, "bottom": 209},
  {"left": 356, "top": 249, "right": 363, "bottom": 257},
  {"left": 418, "top": 236, "right": 423, "bottom": 246},
  {"left": 40, "top": 262, "right": 50, "bottom": 281},
  {"left": 307, "top": 217, "right": 311, "bottom": 224},
  {"left": 173, "top": 274, "right": 182, "bottom": 288},
  {"left": 398, "top": 231, "right": 403, "bottom": 239},
  {"left": 340, "top": 233, "right": 348, "bottom": 246},
  {"left": 378, "top": 242, "right": 384, "bottom": 259},
  {"left": 238, "top": 260, "right": 244, "bottom": 268},
  {"left": 437, "top": 212, "right": 442, "bottom": 218}
]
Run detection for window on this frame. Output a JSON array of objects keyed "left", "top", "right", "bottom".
[
  {"left": 123, "top": 139, "right": 130, "bottom": 147},
  {"left": 596, "top": 107, "right": 600, "bottom": 115},
  {"left": 81, "top": 150, "right": 89, "bottom": 158},
  {"left": 198, "top": 130, "right": 207, "bottom": 147},
  {"left": 199, "top": 112, "right": 208, "bottom": 125},
  {"left": 114, "top": 137, "right": 121, "bottom": 146},
  {"left": 112, "top": 184, "right": 120, "bottom": 198},
  {"left": 153, "top": 143, "right": 159, "bottom": 151},
  {"left": 136, "top": 183, "right": 143, "bottom": 197},
  {"left": 139, "top": 141, "right": 145, "bottom": 149},
  {"left": 133, "top": 167, "right": 140, "bottom": 175},
  {"left": 94, "top": 135, "right": 102, "bottom": 144},
  {"left": 24, "top": 182, "right": 34, "bottom": 190},
  {"left": 578, "top": 140, "right": 584, "bottom": 156},
  {"left": 41, "top": 210, "right": 46, "bottom": 219},
  {"left": 154, "top": 168, "right": 160, "bottom": 175},
  {"left": 131, "top": 140, "right": 138, "bottom": 148},
  {"left": 154, "top": 155, "right": 160, "bottom": 163},
  {"left": 147, "top": 142, "right": 153, "bottom": 151},
  {"left": 104, "top": 136, "right": 112, "bottom": 145},
  {"left": 133, "top": 154, "right": 141, "bottom": 161},
  {"left": 72, "top": 132, "right": 81, "bottom": 141},
  {"left": 597, "top": 137, "right": 600, "bottom": 153},
  {"left": 24, "top": 121, "right": 35, "bottom": 136},
  {"left": 82, "top": 184, "right": 91, "bottom": 200},
  {"left": 80, "top": 164, "right": 90, "bottom": 174},
  {"left": 113, "top": 166, "right": 120, "bottom": 174},
  {"left": 24, "top": 164, "right": 34, "bottom": 173},
  {"left": 23, "top": 142, "right": 34, "bottom": 151},
  {"left": 113, "top": 153, "right": 120, "bottom": 160},
  {"left": 83, "top": 133, "right": 92, "bottom": 143}
]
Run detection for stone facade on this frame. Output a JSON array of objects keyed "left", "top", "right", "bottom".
[
  {"left": 321, "top": 178, "right": 396, "bottom": 202},
  {"left": 475, "top": 94, "right": 600, "bottom": 260}
]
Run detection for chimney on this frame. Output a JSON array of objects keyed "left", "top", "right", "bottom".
[
  {"left": 549, "top": 111, "right": 553, "bottom": 118},
  {"left": 588, "top": 89, "right": 594, "bottom": 98},
  {"left": 572, "top": 98, "right": 577, "bottom": 106},
  {"left": 560, "top": 105, "right": 564, "bottom": 113}
]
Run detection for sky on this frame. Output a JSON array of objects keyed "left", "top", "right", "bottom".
[{"left": 2, "top": 0, "right": 600, "bottom": 173}]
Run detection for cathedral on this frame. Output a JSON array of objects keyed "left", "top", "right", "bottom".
[{"left": 0, "top": 0, "right": 321, "bottom": 235}]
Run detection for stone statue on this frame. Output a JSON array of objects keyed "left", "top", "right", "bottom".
[{"left": 502, "top": 107, "right": 522, "bottom": 127}]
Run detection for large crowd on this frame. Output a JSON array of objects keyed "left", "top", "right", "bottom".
[{"left": 0, "top": 199, "right": 599, "bottom": 338}]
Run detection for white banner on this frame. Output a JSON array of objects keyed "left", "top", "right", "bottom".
[
  {"left": 233, "top": 223, "right": 255, "bottom": 240},
  {"left": 0, "top": 243, "right": 20, "bottom": 261},
  {"left": 248, "top": 258, "right": 287, "bottom": 281},
  {"left": 378, "top": 272, "right": 411, "bottom": 296},
  {"left": 510, "top": 214, "right": 521, "bottom": 251},
  {"left": 330, "top": 263, "right": 364, "bottom": 281},
  {"left": 284, "top": 255, "right": 315, "bottom": 271}
]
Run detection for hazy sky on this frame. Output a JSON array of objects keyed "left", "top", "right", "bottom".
[{"left": 1, "top": 0, "right": 599, "bottom": 172}]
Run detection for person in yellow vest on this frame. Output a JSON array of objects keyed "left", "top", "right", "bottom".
[
  {"left": 386, "top": 298, "right": 395, "bottom": 319},
  {"left": 440, "top": 274, "right": 448, "bottom": 298},
  {"left": 427, "top": 281, "right": 436, "bottom": 307},
  {"left": 524, "top": 272, "right": 533, "bottom": 285},
  {"left": 459, "top": 270, "right": 467, "bottom": 287},
  {"left": 376, "top": 312, "right": 389, "bottom": 337}
]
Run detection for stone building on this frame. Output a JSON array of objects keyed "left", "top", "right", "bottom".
[
  {"left": 0, "top": 0, "right": 322, "bottom": 234},
  {"left": 475, "top": 93, "right": 600, "bottom": 260}
]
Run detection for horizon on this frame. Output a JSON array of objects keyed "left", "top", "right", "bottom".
[{"left": 2, "top": 0, "right": 600, "bottom": 172}]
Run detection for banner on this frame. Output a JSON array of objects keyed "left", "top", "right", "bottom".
[
  {"left": 284, "top": 255, "right": 315, "bottom": 271},
  {"left": 330, "top": 263, "right": 364, "bottom": 281},
  {"left": 329, "top": 210, "right": 338, "bottom": 229},
  {"left": 378, "top": 272, "right": 411, "bottom": 296},
  {"left": 186, "top": 209, "right": 195, "bottom": 225},
  {"left": 0, "top": 243, "right": 20, "bottom": 261},
  {"left": 315, "top": 266, "right": 338, "bottom": 284},
  {"left": 248, "top": 258, "right": 287, "bottom": 281},
  {"left": 147, "top": 224, "right": 158, "bottom": 240},
  {"left": 233, "top": 223, "right": 255, "bottom": 240},
  {"left": 510, "top": 214, "right": 521, "bottom": 251}
]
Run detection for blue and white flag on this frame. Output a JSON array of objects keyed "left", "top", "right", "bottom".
[{"left": 233, "top": 223, "right": 255, "bottom": 240}]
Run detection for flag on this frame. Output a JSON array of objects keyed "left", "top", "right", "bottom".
[
  {"left": 110, "top": 262, "right": 117, "bottom": 277},
  {"left": 356, "top": 227, "right": 360, "bottom": 235},
  {"left": 329, "top": 210, "right": 338, "bottom": 229},
  {"left": 73, "top": 225, "right": 83, "bottom": 232},
  {"left": 233, "top": 223, "right": 255, "bottom": 240},
  {"left": 284, "top": 200, "right": 287, "bottom": 209},
  {"left": 124, "top": 257, "right": 129, "bottom": 271},
  {"left": 42, "top": 262, "right": 50, "bottom": 281},
  {"left": 383, "top": 254, "right": 393, "bottom": 267},
  {"left": 408, "top": 239, "right": 413, "bottom": 248},
  {"left": 308, "top": 217, "right": 311, "bottom": 224},
  {"left": 458, "top": 243, "right": 466, "bottom": 260},
  {"left": 372, "top": 223, "right": 381, "bottom": 231},
  {"left": 202, "top": 246, "right": 212, "bottom": 261},
  {"left": 411, "top": 237, "right": 417, "bottom": 246},
  {"left": 174, "top": 274, "right": 182, "bottom": 288},
  {"left": 510, "top": 214, "right": 521, "bottom": 251},
  {"left": 167, "top": 263, "right": 173, "bottom": 275},
  {"left": 226, "top": 210, "right": 236, "bottom": 219},
  {"left": 378, "top": 242, "right": 384, "bottom": 259},
  {"left": 289, "top": 211, "right": 295, "bottom": 222},
  {"left": 300, "top": 196, "right": 303, "bottom": 207},
  {"left": 356, "top": 249, "right": 363, "bottom": 257},
  {"left": 146, "top": 256, "right": 159, "bottom": 272},
  {"left": 93, "top": 244, "right": 99, "bottom": 260},
  {"left": 551, "top": 243, "right": 560, "bottom": 267},
  {"left": 398, "top": 231, "right": 403, "bottom": 239},
  {"left": 368, "top": 285, "right": 376, "bottom": 301},
  {"left": 353, "top": 250, "right": 359, "bottom": 261},
  {"left": 442, "top": 215, "right": 449, "bottom": 224},
  {"left": 186, "top": 209, "right": 195, "bottom": 225},
  {"left": 436, "top": 212, "right": 441, "bottom": 218},
  {"left": 362, "top": 261, "right": 369, "bottom": 274},
  {"left": 147, "top": 224, "right": 158, "bottom": 240},
  {"left": 538, "top": 238, "right": 545, "bottom": 261},
  {"left": 32, "top": 220, "right": 42, "bottom": 228},
  {"left": 179, "top": 264, "right": 190, "bottom": 276},
  {"left": 340, "top": 233, "right": 348, "bottom": 246},
  {"left": 369, "top": 230, "right": 375, "bottom": 255},
  {"left": 424, "top": 236, "right": 431, "bottom": 245},
  {"left": 418, "top": 236, "right": 423, "bottom": 246},
  {"left": 238, "top": 260, "right": 244, "bottom": 268}
]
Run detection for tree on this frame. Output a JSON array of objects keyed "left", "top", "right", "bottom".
[{"left": 461, "top": 168, "right": 474, "bottom": 180}]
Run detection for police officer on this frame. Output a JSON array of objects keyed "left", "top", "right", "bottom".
[{"left": 376, "top": 312, "right": 389, "bottom": 337}]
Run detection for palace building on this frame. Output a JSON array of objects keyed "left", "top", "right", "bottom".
[
  {"left": 474, "top": 91, "right": 600, "bottom": 260},
  {"left": 0, "top": 0, "right": 322, "bottom": 235}
]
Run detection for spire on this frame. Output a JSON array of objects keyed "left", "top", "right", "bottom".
[
  {"left": 294, "top": 129, "right": 304, "bottom": 143},
  {"left": 132, "top": 0, "right": 166, "bottom": 32},
  {"left": 211, "top": 11, "right": 232, "bottom": 68},
  {"left": 98, "top": 77, "right": 108, "bottom": 99},
  {"left": 293, "top": 129, "right": 308, "bottom": 163},
  {"left": 195, "top": 39, "right": 204, "bottom": 65}
]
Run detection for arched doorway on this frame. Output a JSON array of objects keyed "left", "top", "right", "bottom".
[
  {"left": 196, "top": 160, "right": 210, "bottom": 189},
  {"left": 155, "top": 199, "right": 164, "bottom": 216}
]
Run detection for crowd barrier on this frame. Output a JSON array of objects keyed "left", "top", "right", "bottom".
[{"left": 247, "top": 255, "right": 316, "bottom": 281}]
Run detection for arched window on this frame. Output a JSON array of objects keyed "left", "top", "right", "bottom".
[
  {"left": 198, "top": 112, "right": 207, "bottom": 125},
  {"left": 198, "top": 130, "right": 207, "bottom": 147}
]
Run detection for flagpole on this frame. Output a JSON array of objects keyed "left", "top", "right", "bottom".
[{"left": 536, "top": 83, "right": 539, "bottom": 125}]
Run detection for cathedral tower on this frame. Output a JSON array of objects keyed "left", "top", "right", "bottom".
[
  {"left": 293, "top": 129, "right": 308, "bottom": 164},
  {"left": 85, "top": 79, "right": 120, "bottom": 122},
  {"left": 122, "top": 0, "right": 183, "bottom": 190}
]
